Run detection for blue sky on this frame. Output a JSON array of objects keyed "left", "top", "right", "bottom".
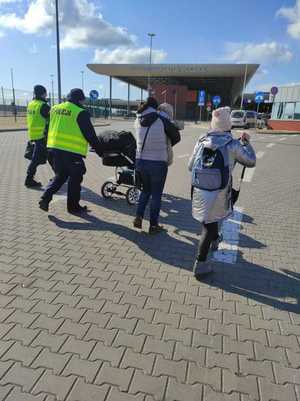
[{"left": 0, "top": 0, "right": 299, "bottom": 101}]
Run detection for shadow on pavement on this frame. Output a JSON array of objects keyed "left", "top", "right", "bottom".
[
  {"left": 81, "top": 188, "right": 200, "bottom": 235},
  {"left": 49, "top": 188, "right": 299, "bottom": 313},
  {"left": 199, "top": 259, "right": 300, "bottom": 313},
  {"left": 48, "top": 213, "right": 198, "bottom": 272}
]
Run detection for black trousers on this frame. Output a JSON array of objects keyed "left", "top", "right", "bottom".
[
  {"left": 197, "top": 222, "right": 219, "bottom": 262},
  {"left": 27, "top": 138, "right": 47, "bottom": 179},
  {"left": 41, "top": 149, "right": 86, "bottom": 210}
]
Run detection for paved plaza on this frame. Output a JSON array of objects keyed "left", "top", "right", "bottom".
[{"left": 0, "top": 121, "right": 299, "bottom": 401}]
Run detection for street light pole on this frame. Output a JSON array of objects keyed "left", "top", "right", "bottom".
[
  {"left": 10, "top": 68, "right": 16, "bottom": 122},
  {"left": 240, "top": 63, "right": 248, "bottom": 110},
  {"left": 50, "top": 74, "right": 54, "bottom": 106},
  {"left": 81, "top": 70, "right": 84, "bottom": 91},
  {"left": 147, "top": 33, "right": 155, "bottom": 96},
  {"left": 55, "top": 0, "right": 62, "bottom": 103}
]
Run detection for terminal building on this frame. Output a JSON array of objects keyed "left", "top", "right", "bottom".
[
  {"left": 268, "top": 85, "right": 300, "bottom": 131},
  {"left": 87, "top": 63, "right": 259, "bottom": 120}
]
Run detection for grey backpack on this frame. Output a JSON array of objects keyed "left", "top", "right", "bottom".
[{"left": 192, "top": 135, "right": 232, "bottom": 191}]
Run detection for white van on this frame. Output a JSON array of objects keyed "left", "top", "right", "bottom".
[{"left": 231, "top": 110, "right": 247, "bottom": 128}]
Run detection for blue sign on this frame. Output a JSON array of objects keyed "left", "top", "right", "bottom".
[
  {"left": 198, "top": 90, "right": 206, "bottom": 106},
  {"left": 212, "top": 95, "right": 221, "bottom": 106},
  {"left": 89, "top": 90, "right": 99, "bottom": 100},
  {"left": 255, "top": 92, "right": 264, "bottom": 104}
]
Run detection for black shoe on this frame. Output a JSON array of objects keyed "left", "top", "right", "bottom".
[
  {"left": 25, "top": 178, "right": 42, "bottom": 188},
  {"left": 149, "top": 225, "right": 167, "bottom": 235},
  {"left": 193, "top": 259, "right": 213, "bottom": 279},
  {"left": 39, "top": 199, "right": 49, "bottom": 212},
  {"left": 133, "top": 216, "right": 142, "bottom": 229},
  {"left": 67, "top": 205, "right": 89, "bottom": 214}
]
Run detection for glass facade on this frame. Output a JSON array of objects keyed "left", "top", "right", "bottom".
[{"left": 272, "top": 101, "right": 300, "bottom": 120}]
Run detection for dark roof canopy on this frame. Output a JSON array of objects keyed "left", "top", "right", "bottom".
[{"left": 87, "top": 63, "right": 259, "bottom": 104}]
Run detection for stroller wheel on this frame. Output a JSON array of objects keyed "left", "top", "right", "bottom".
[
  {"left": 126, "top": 187, "right": 140, "bottom": 205},
  {"left": 101, "top": 181, "right": 116, "bottom": 199}
]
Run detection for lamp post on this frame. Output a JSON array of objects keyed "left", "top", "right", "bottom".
[
  {"left": 240, "top": 63, "right": 248, "bottom": 110},
  {"left": 81, "top": 70, "right": 84, "bottom": 91},
  {"left": 147, "top": 33, "right": 155, "bottom": 96},
  {"left": 10, "top": 68, "right": 16, "bottom": 122},
  {"left": 50, "top": 74, "right": 54, "bottom": 106},
  {"left": 55, "top": 0, "right": 62, "bottom": 102}
]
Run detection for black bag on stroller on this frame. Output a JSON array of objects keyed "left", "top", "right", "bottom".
[{"left": 97, "top": 130, "right": 136, "bottom": 167}]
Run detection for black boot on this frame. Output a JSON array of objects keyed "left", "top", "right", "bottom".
[
  {"left": 67, "top": 204, "right": 89, "bottom": 214},
  {"left": 39, "top": 199, "right": 49, "bottom": 212},
  {"left": 25, "top": 177, "right": 42, "bottom": 188}
]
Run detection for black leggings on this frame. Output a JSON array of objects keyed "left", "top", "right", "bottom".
[{"left": 197, "top": 222, "right": 219, "bottom": 261}]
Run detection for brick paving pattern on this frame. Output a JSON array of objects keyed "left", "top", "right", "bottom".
[{"left": 0, "top": 126, "right": 299, "bottom": 400}]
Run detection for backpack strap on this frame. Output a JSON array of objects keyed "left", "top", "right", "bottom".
[{"left": 140, "top": 124, "right": 152, "bottom": 154}]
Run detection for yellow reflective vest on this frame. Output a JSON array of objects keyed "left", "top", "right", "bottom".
[
  {"left": 47, "top": 102, "right": 88, "bottom": 157},
  {"left": 27, "top": 100, "right": 47, "bottom": 140}
]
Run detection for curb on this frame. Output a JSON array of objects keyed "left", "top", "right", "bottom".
[{"left": 0, "top": 123, "right": 111, "bottom": 133}]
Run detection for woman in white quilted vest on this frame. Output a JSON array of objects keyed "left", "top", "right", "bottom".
[
  {"left": 134, "top": 97, "right": 180, "bottom": 234},
  {"left": 188, "top": 106, "right": 256, "bottom": 279}
]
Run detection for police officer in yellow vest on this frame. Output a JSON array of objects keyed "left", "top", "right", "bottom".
[
  {"left": 39, "top": 88, "right": 103, "bottom": 214},
  {"left": 25, "top": 85, "right": 50, "bottom": 187}
]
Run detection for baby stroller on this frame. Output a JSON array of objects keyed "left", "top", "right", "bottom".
[{"left": 97, "top": 130, "right": 140, "bottom": 205}]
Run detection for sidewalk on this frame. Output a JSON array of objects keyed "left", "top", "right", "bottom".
[{"left": 0, "top": 116, "right": 110, "bottom": 132}]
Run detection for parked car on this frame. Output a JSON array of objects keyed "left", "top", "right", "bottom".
[
  {"left": 246, "top": 111, "right": 257, "bottom": 128},
  {"left": 231, "top": 110, "right": 248, "bottom": 128}
]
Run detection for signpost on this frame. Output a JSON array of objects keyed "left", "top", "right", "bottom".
[
  {"left": 212, "top": 95, "right": 221, "bottom": 108},
  {"left": 255, "top": 92, "right": 264, "bottom": 114},
  {"left": 198, "top": 90, "right": 205, "bottom": 122},
  {"left": 90, "top": 90, "right": 99, "bottom": 119},
  {"left": 270, "top": 86, "right": 278, "bottom": 103}
]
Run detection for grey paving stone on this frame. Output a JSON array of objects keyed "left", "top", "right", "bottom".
[
  {"left": 106, "top": 387, "right": 144, "bottom": 401},
  {"left": 32, "top": 331, "right": 68, "bottom": 353},
  {"left": 206, "top": 350, "right": 238, "bottom": 372},
  {"left": 223, "top": 370, "right": 259, "bottom": 400},
  {"left": 258, "top": 378, "right": 297, "bottom": 401},
  {"left": 142, "top": 337, "right": 175, "bottom": 359},
  {"left": 113, "top": 330, "right": 146, "bottom": 352},
  {"left": 166, "top": 378, "right": 203, "bottom": 401},
  {"left": 153, "top": 355, "right": 187, "bottom": 382},
  {"left": 129, "top": 370, "right": 167, "bottom": 400},
  {"left": 2, "top": 342, "right": 42, "bottom": 366},
  {"left": 63, "top": 355, "right": 101, "bottom": 383},
  {"left": 60, "top": 337, "right": 95, "bottom": 359},
  {"left": 84, "top": 325, "right": 118, "bottom": 346},
  {"left": 4, "top": 324, "right": 39, "bottom": 346},
  {"left": 4, "top": 387, "right": 45, "bottom": 401},
  {"left": 187, "top": 362, "right": 222, "bottom": 391},
  {"left": 1, "top": 362, "right": 43, "bottom": 392},
  {"left": 95, "top": 362, "right": 134, "bottom": 391},
  {"left": 89, "top": 342, "right": 125, "bottom": 366},
  {"left": 120, "top": 348, "right": 155, "bottom": 374},
  {"left": 32, "top": 348, "right": 71, "bottom": 374},
  {"left": 33, "top": 371, "right": 76, "bottom": 401}
]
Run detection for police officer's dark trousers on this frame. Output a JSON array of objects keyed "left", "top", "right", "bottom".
[
  {"left": 26, "top": 138, "right": 47, "bottom": 179},
  {"left": 41, "top": 149, "right": 86, "bottom": 210}
]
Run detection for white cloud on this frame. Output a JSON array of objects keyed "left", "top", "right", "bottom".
[
  {"left": 93, "top": 46, "right": 167, "bottom": 64},
  {"left": 225, "top": 41, "right": 293, "bottom": 64},
  {"left": 277, "top": 0, "right": 300, "bottom": 39},
  {"left": 0, "top": 30, "right": 5, "bottom": 37},
  {"left": 0, "top": 0, "right": 21, "bottom": 3},
  {"left": 0, "top": 0, "right": 135, "bottom": 49}
]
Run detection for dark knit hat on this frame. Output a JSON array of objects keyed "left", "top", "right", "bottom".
[
  {"left": 34, "top": 85, "right": 47, "bottom": 97},
  {"left": 67, "top": 88, "right": 85, "bottom": 103}
]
